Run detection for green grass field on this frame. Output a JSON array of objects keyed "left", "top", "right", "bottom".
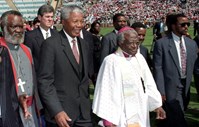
[{"left": 92, "top": 26, "right": 199, "bottom": 127}]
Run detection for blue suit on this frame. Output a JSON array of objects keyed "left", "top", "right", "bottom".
[{"left": 153, "top": 34, "right": 197, "bottom": 127}]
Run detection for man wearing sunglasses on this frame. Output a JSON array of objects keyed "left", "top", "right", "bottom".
[{"left": 153, "top": 13, "right": 198, "bottom": 127}]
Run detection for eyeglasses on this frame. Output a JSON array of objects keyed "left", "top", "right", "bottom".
[{"left": 179, "top": 22, "right": 190, "bottom": 27}]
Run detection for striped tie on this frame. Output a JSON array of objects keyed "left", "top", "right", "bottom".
[
  {"left": 46, "top": 32, "right": 49, "bottom": 39},
  {"left": 72, "top": 39, "right": 79, "bottom": 64},
  {"left": 180, "top": 37, "right": 186, "bottom": 76}
]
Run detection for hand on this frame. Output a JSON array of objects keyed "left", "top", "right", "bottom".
[
  {"left": 54, "top": 111, "right": 72, "bottom": 127},
  {"left": 18, "top": 94, "right": 32, "bottom": 119},
  {"left": 161, "top": 95, "right": 166, "bottom": 102},
  {"left": 155, "top": 107, "right": 166, "bottom": 120}
]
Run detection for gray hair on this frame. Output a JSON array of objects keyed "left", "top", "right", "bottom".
[
  {"left": 37, "top": 4, "right": 54, "bottom": 16},
  {"left": 60, "top": 5, "right": 83, "bottom": 21},
  {"left": 1, "top": 10, "right": 22, "bottom": 31},
  {"left": 117, "top": 29, "right": 138, "bottom": 44}
]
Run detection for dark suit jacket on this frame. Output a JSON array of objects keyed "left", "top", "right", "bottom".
[
  {"left": 37, "top": 30, "right": 92, "bottom": 123},
  {"left": 100, "top": 30, "right": 117, "bottom": 64},
  {"left": 194, "top": 35, "right": 199, "bottom": 74},
  {"left": 24, "top": 27, "right": 58, "bottom": 73},
  {"left": 153, "top": 22, "right": 164, "bottom": 40},
  {"left": 81, "top": 29, "right": 94, "bottom": 78},
  {"left": 140, "top": 45, "right": 152, "bottom": 69},
  {"left": 153, "top": 34, "right": 197, "bottom": 102}
]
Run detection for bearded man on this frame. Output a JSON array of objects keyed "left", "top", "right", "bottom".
[{"left": 0, "top": 10, "right": 41, "bottom": 127}]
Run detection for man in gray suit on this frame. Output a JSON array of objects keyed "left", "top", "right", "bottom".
[
  {"left": 153, "top": 13, "right": 198, "bottom": 127},
  {"left": 100, "top": 13, "right": 127, "bottom": 64}
]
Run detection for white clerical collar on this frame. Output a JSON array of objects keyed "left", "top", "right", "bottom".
[{"left": 122, "top": 50, "right": 132, "bottom": 58}]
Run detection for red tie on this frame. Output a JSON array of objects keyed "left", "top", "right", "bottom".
[
  {"left": 72, "top": 39, "right": 79, "bottom": 64},
  {"left": 180, "top": 37, "right": 186, "bottom": 76}
]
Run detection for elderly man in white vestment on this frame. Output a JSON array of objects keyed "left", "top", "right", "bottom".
[{"left": 92, "top": 26, "right": 166, "bottom": 127}]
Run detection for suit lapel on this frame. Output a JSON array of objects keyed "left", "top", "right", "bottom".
[
  {"left": 78, "top": 37, "right": 87, "bottom": 81},
  {"left": 168, "top": 36, "right": 181, "bottom": 74},
  {"left": 59, "top": 30, "right": 79, "bottom": 75},
  {"left": 35, "top": 28, "right": 44, "bottom": 48}
]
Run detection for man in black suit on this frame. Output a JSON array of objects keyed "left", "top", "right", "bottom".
[
  {"left": 193, "top": 18, "right": 199, "bottom": 36},
  {"left": 153, "top": 13, "right": 198, "bottom": 127},
  {"left": 100, "top": 13, "right": 127, "bottom": 64},
  {"left": 24, "top": 4, "right": 57, "bottom": 73},
  {"left": 194, "top": 34, "right": 199, "bottom": 98},
  {"left": 131, "top": 22, "right": 152, "bottom": 69},
  {"left": 38, "top": 5, "right": 93, "bottom": 127},
  {"left": 153, "top": 16, "right": 167, "bottom": 40}
]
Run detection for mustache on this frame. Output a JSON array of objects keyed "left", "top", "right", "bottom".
[{"left": 3, "top": 27, "right": 24, "bottom": 44}]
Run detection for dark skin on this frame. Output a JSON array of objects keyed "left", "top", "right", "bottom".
[
  {"left": 6, "top": 14, "right": 31, "bottom": 119},
  {"left": 162, "top": 16, "right": 190, "bottom": 102},
  {"left": 55, "top": 11, "right": 85, "bottom": 127},
  {"left": 113, "top": 16, "right": 127, "bottom": 31},
  {"left": 106, "top": 31, "right": 166, "bottom": 127}
]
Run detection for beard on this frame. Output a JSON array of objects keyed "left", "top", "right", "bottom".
[{"left": 3, "top": 27, "right": 24, "bottom": 45}]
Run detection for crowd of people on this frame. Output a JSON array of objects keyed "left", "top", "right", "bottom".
[
  {"left": 0, "top": 1, "right": 199, "bottom": 127},
  {"left": 64, "top": 0, "right": 199, "bottom": 27}
]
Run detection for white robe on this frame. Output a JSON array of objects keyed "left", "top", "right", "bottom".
[{"left": 92, "top": 48, "right": 162, "bottom": 127}]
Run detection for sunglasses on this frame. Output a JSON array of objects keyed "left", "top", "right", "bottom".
[{"left": 179, "top": 22, "right": 190, "bottom": 27}]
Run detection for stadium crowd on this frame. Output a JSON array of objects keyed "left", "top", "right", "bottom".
[{"left": 54, "top": 0, "right": 199, "bottom": 27}]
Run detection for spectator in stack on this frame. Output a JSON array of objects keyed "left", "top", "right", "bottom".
[
  {"left": 194, "top": 18, "right": 199, "bottom": 36},
  {"left": 32, "top": 17, "right": 40, "bottom": 30},
  {"left": 24, "top": 4, "right": 57, "bottom": 73},
  {"left": 0, "top": 10, "right": 42, "bottom": 127},
  {"left": 194, "top": 32, "right": 199, "bottom": 98},
  {"left": 38, "top": 5, "right": 93, "bottom": 127},
  {"left": 89, "top": 21, "right": 103, "bottom": 82},
  {"left": 100, "top": 13, "right": 127, "bottom": 64},
  {"left": 131, "top": 22, "right": 152, "bottom": 69},
  {"left": 153, "top": 16, "right": 167, "bottom": 40},
  {"left": 153, "top": 13, "right": 198, "bottom": 127}
]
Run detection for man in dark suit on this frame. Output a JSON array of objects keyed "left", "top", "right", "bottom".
[
  {"left": 24, "top": 4, "right": 57, "bottom": 73},
  {"left": 100, "top": 13, "right": 127, "bottom": 64},
  {"left": 153, "top": 16, "right": 167, "bottom": 40},
  {"left": 193, "top": 18, "right": 199, "bottom": 36},
  {"left": 131, "top": 22, "right": 152, "bottom": 69},
  {"left": 194, "top": 34, "right": 199, "bottom": 98},
  {"left": 80, "top": 28, "right": 94, "bottom": 79},
  {"left": 153, "top": 13, "right": 198, "bottom": 127},
  {"left": 38, "top": 5, "right": 93, "bottom": 127}
]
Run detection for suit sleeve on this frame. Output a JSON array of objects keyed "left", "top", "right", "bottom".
[
  {"left": 100, "top": 36, "right": 110, "bottom": 64},
  {"left": 24, "top": 32, "right": 34, "bottom": 52},
  {"left": 37, "top": 39, "right": 63, "bottom": 118},
  {"left": 153, "top": 40, "right": 165, "bottom": 96}
]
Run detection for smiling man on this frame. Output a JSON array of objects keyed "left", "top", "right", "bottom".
[
  {"left": 38, "top": 5, "right": 93, "bottom": 127},
  {"left": 93, "top": 26, "right": 165, "bottom": 127}
]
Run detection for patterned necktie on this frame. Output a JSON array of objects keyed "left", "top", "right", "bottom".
[
  {"left": 46, "top": 32, "right": 49, "bottom": 39},
  {"left": 180, "top": 37, "right": 186, "bottom": 76},
  {"left": 72, "top": 39, "right": 79, "bottom": 64}
]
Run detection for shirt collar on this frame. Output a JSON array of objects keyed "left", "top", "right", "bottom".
[{"left": 63, "top": 29, "right": 76, "bottom": 42}]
